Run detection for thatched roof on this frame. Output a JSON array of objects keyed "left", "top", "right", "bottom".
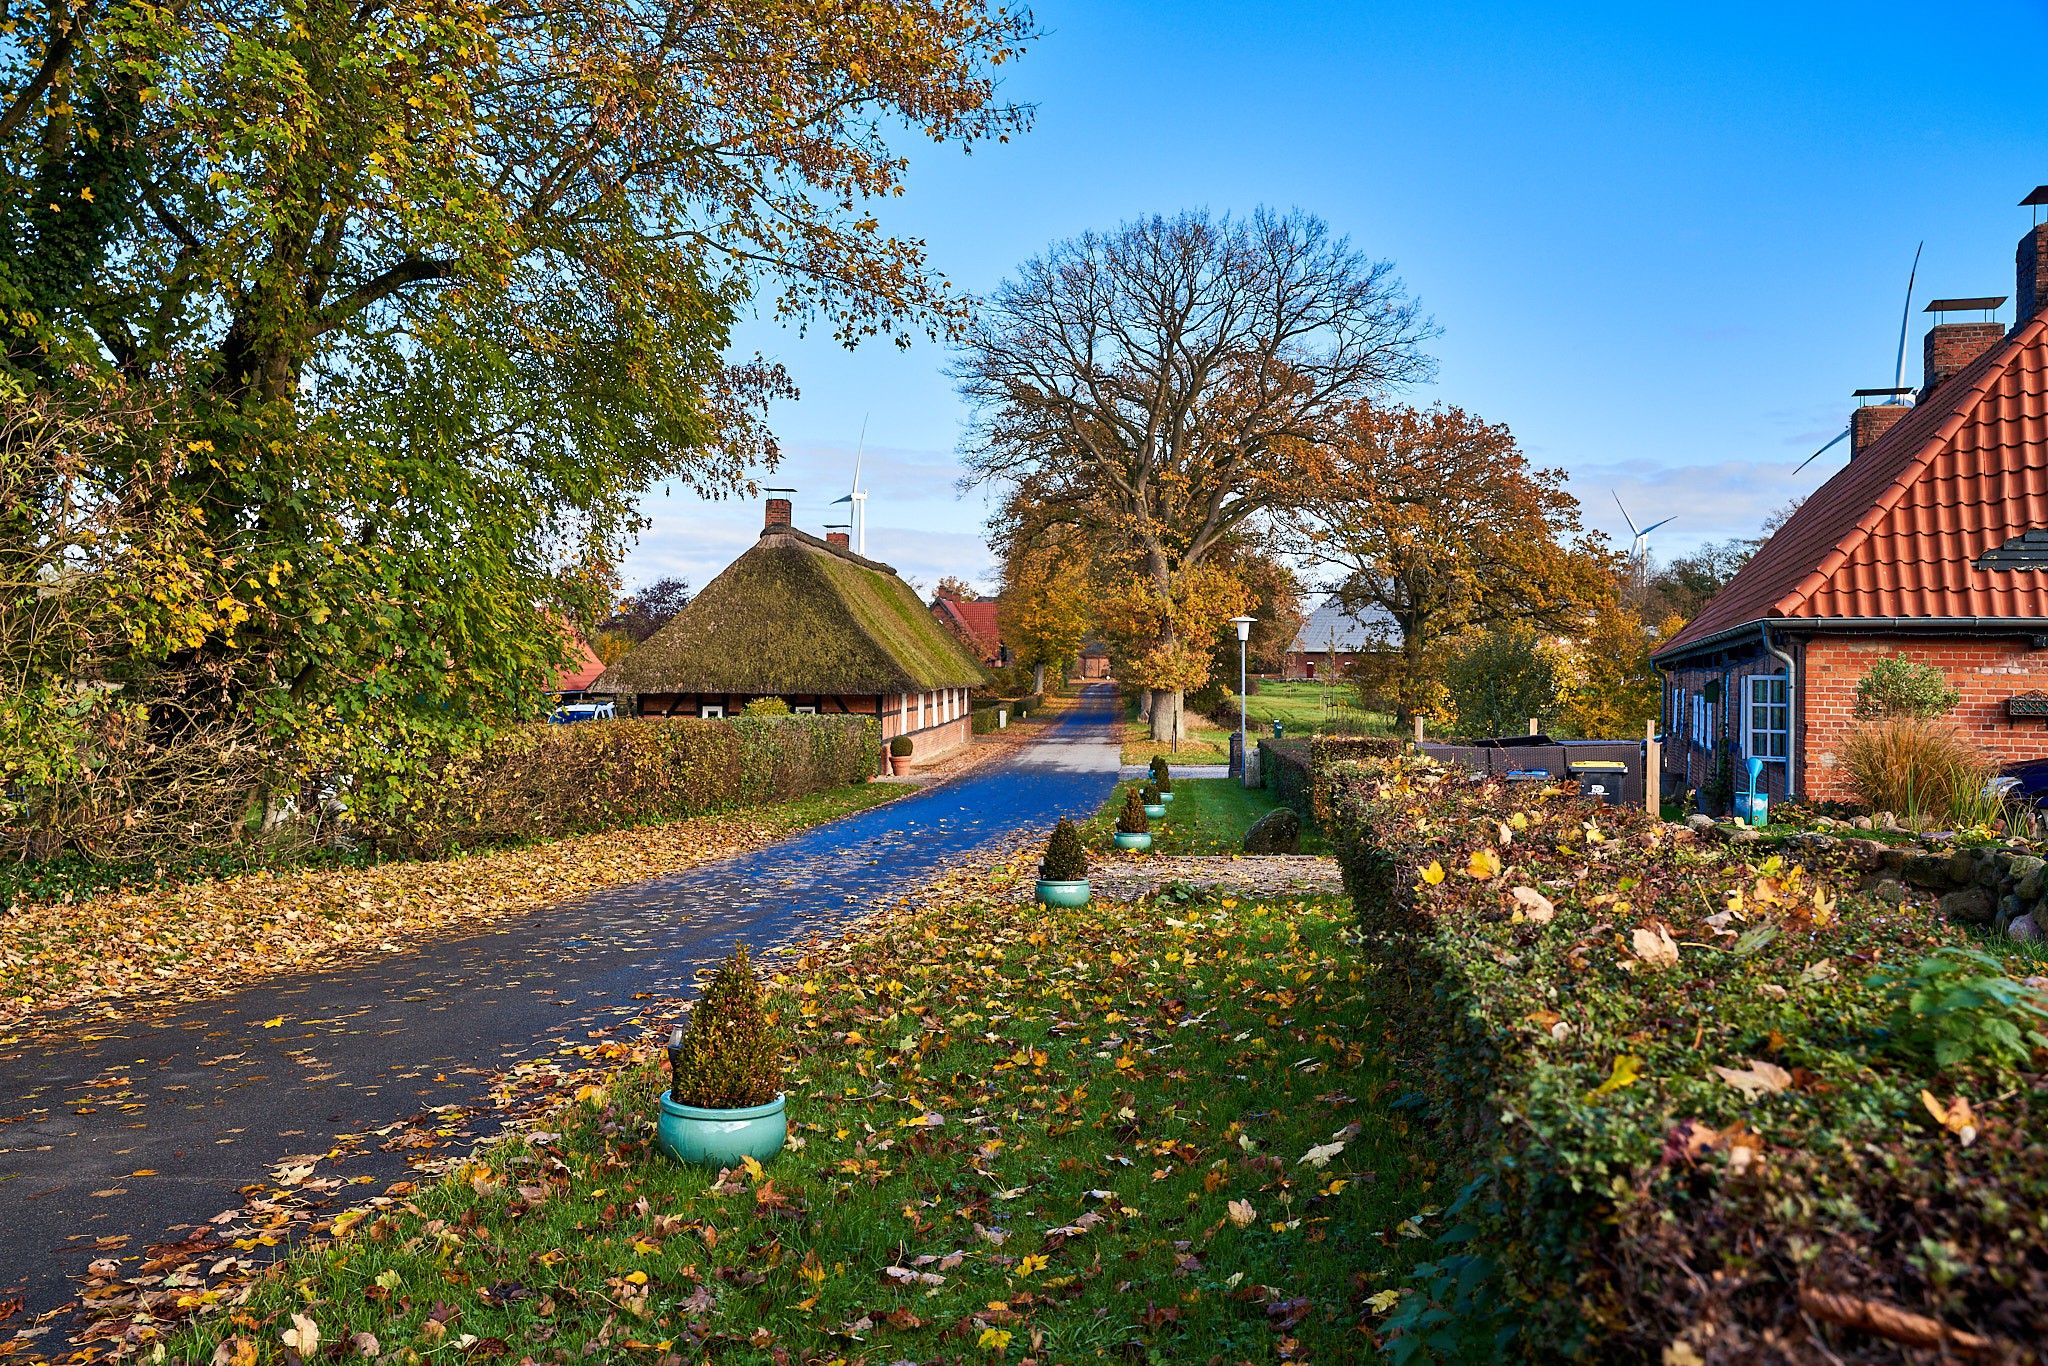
[{"left": 593, "top": 527, "right": 990, "bottom": 696}]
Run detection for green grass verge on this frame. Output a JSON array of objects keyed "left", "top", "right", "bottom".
[
  {"left": 172, "top": 876, "right": 1431, "bottom": 1364},
  {"left": 1085, "top": 778, "right": 1329, "bottom": 856}
]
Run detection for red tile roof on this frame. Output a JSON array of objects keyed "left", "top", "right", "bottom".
[
  {"left": 1658, "top": 313, "right": 2048, "bottom": 659},
  {"left": 553, "top": 636, "right": 609, "bottom": 693},
  {"left": 933, "top": 597, "right": 1004, "bottom": 662}
]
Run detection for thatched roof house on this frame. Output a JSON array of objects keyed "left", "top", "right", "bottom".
[{"left": 593, "top": 499, "right": 988, "bottom": 763}]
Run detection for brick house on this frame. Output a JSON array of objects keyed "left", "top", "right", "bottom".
[
  {"left": 591, "top": 498, "right": 989, "bottom": 767},
  {"left": 1282, "top": 595, "right": 1397, "bottom": 681},
  {"left": 1652, "top": 199, "right": 2048, "bottom": 809},
  {"left": 931, "top": 591, "right": 1010, "bottom": 667}
]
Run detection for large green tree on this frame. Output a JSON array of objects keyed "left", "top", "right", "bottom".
[{"left": 1, "top": 0, "right": 1034, "bottom": 850}]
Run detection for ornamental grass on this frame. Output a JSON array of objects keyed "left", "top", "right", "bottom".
[{"left": 1838, "top": 717, "right": 2002, "bottom": 831}]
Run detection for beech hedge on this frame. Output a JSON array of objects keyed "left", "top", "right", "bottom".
[
  {"left": 1319, "top": 756, "right": 2048, "bottom": 1362},
  {"left": 368, "top": 716, "right": 879, "bottom": 858}
]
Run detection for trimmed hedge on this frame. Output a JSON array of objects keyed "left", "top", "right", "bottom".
[
  {"left": 370, "top": 716, "right": 879, "bottom": 858},
  {"left": 1259, "top": 738, "right": 1313, "bottom": 818},
  {"left": 1320, "top": 756, "right": 2048, "bottom": 1361}
]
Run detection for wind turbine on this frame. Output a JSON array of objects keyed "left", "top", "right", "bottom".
[
  {"left": 1613, "top": 492, "right": 1676, "bottom": 561},
  {"left": 1795, "top": 242, "right": 1922, "bottom": 475},
  {"left": 830, "top": 415, "right": 870, "bottom": 556}
]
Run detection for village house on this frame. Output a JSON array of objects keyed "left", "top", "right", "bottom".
[
  {"left": 931, "top": 589, "right": 1009, "bottom": 667},
  {"left": 1654, "top": 193, "right": 2048, "bottom": 808},
  {"left": 1282, "top": 595, "right": 1396, "bottom": 681},
  {"left": 592, "top": 498, "right": 989, "bottom": 766}
]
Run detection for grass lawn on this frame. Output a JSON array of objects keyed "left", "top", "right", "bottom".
[
  {"left": 1118, "top": 713, "right": 1233, "bottom": 767},
  {"left": 1084, "top": 778, "right": 1329, "bottom": 856},
  {"left": 171, "top": 866, "right": 1431, "bottom": 1365},
  {"left": 1236, "top": 681, "right": 1392, "bottom": 737}
]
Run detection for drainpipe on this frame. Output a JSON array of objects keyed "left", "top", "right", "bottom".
[{"left": 1762, "top": 622, "right": 1797, "bottom": 798}]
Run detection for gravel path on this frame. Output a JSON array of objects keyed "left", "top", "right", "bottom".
[{"left": 0, "top": 687, "right": 1123, "bottom": 1329}]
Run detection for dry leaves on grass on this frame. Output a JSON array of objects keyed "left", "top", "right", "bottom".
[{"left": 0, "top": 799, "right": 890, "bottom": 1030}]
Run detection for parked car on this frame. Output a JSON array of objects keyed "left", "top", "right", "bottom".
[{"left": 551, "top": 700, "right": 616, "bottom": 724}]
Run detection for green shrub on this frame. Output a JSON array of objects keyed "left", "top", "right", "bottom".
[
  {"left": 1442, "top": 623, "right": 1560, "bottom": 738},
  {"left": 1115, "top": 789, "right": 1149, "bottom": 835},
  {"left": 667, "top": 944, "right": 782, "bottom": 1109},
  {"left": 741, "top": 697, "right": 791, "bottom": 716},
  {"left": 1870, "top": 945, "right": 2048, "bottom": 1068},
  {"left": 1140, "top": 782, "right": 1160, "bottom": 804},
  {"left": 365, "top": 715, "right": 878, "bottom": 857},
  {"left": 1319, "top": 755, "right": 2048, "bottom": 1358},
  {"left": 1854, "top": 653, "right": 1961, "bottom": 719},
  {"left": 1838, "top": 717, "right": 1996, "bottom": 829},
  {"left": 889, "top": 734, "right": 914, "bottom": 758},
  {"left": 1149, "top": 754, "right": 1169, "bottom": 784},
  {"left": 1039, "top": 818, "right": 1088, "bottom": 881}
]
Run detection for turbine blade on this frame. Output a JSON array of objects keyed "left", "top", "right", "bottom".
[
  {"left": 1642, "top": 516, "right": 1678, "bottom": 536},
  {"left": 1794, "top": 427, "right": 1850, "bottom": 474},
  {"left": 1612, "top": 490, "right": 1641, "bottom": 537},
  {"left": 1893, "top": 241, "right": 1924, "bottom": 393},
  {"left": 850, "top": 414, "right": 868, "bottom": 497}
]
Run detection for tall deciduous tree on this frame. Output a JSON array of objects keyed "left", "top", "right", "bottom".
[
  {"left": 997, "top": 538, "right": 1092, "bottom": 694},
  {"left": 1292, "top": 403, "right": 1609, "bottom": 725},
  {"left": 958, "top": 208, "right": 1431, "bottom": 743},
  {"left": 1, "top": 0, "right": 1035, "bottom": 844}
]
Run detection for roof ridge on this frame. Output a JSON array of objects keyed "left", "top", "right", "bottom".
[{"left": 1774, "top": 315, "right": 2047, "bottom": 617}]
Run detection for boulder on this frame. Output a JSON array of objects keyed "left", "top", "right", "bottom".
[
  {"left": 1938, "top": 884, "right": 1998, "bottom": 926},
  {"left": 2012, "top": 855, "right": 2048, "bottom": 902},
  {"left": 1947, "top": 849, "right": 1978, "bottom": 885},
  {"left": 1243, "top": 808, "right": 1302, "bottom": 855},
  {"left": 1866, "top": 878, "right": 1909, "bottom": 906},
  {"left": 1903, "top": 853, "right": 1958, "bottom": 890},
  {"left": 1851, "top": 815, "right": 1874, "bottom": 830},
  {"left": 1685, "top": 814, "right": 1716, "bottom": 834},
  {"left": 2011, "top": 913, "right": 2043, "bottom": 943}
]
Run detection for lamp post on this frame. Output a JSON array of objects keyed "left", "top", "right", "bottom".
[{"left": 1230, "top": 615, "right": 1255, "bottom": 787}]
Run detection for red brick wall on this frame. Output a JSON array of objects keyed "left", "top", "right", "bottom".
[
  {"left": 1802, "top": 636, "right": 2048, "bottom": 801},
  {"left": 1922, "top": 321, "right": 2005, "bottom": 397}
]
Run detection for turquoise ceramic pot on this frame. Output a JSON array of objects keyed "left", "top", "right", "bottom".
[
  {"left": 1036, "top": 878, "right": 1091, "bottom": 908},
  {"left": 1143, "top": 803, "right": 1166, "bottom": 819},
  {"left": 1159, "top": 791, "right": 1175, "bottom": 804},
  {"left": 657, "top": 1091, "right": 787, "bottom": 1167},
  {"left": 1113, "top": 831, "right": 1152, "bottom": 852}
]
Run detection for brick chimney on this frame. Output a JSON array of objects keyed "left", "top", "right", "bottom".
[
  {"left": 1922, "top": 319, "right": 2006, "bottom": 399},
  {"left": 764, "top": 497, "right": 792, "bottom": 530},
  {"left": 2019, "top": 221, "right": 2048, "bottom": 325},
  {"left": 825, "top": 530, "right": 850, "bottom": 548},
  {"left": 1851, "top": 401, "right": 1911, "bottom": 458}
]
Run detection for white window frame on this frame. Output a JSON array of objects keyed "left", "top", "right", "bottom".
[
  {"left": 793, "top": 704, "right": 817, "bottom": 715},
  {"left": 699, "top": 703, "right": 725, "bottom": 719},
  {"left": 1689, "top": 693, "right": 1713, "bottom": 749},
  {"left": 1744, "top": 674, "right": 1789, "bottom": 763}
]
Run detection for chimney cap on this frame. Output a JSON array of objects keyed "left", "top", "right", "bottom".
[
  {"left": 1853, "top": 386, "right": 1914, "bottom": 397},
  {"left": 1925, "top": 296, "right": 2007, "bottom": 313},
  {"left": 764, "top": 486, "right": 796, "bottom": 494},
  {"left": 2022, "top": 186, "right": 2048, "bottom": 207}
]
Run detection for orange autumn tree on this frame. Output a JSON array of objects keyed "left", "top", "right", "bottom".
[
  {"left": 1291, "top": 403, "right": 1611, "bottom": 726},
  {"left": 997, "top": 539, "right": 1094, "bottom": 693},
  {"left": 958, "top": 209, "right": 1433, "bottom": 743}
]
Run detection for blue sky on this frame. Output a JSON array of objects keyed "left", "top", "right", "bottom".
[{"left": 621, "top": 0, "right": 2048, "bottom": 597}]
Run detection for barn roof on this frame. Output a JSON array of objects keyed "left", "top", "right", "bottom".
[
  {"left": 592, "top": 526, "right": 989, "bottom": 696},
  {"left": 1289, "top": 595, "right": 1398, "bottom": 654},
  {"left": 933, "top": 596, "right": 1004, "bottom": 662},
  {"left": 1657, "top": 312, "right": 2048, "bottom": 661}
]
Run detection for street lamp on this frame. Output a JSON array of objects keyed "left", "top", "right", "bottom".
[{"left": 1229, "top": 615, "right": 1255, "bottom": 786}]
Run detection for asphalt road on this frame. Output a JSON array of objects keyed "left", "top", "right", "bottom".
[{"left": 0, "top": 685, "right": 1121, "bottom": 1326}]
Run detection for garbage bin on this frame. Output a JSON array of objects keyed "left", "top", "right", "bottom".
[{"left": 1568, "top": 759, "right": 1629, "bottom": 806}]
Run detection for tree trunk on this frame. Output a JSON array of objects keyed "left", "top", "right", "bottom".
[
  {"left": 1148, "top": 688, "right": 1185, "bottom": 747},
  {"left": 1031, "top": 661, "right": 1045, "bottom": 693}
]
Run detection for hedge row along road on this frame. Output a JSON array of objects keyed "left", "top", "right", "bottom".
[{"left": 0, "top": 687, "right": 1121, "bottom": 1335}]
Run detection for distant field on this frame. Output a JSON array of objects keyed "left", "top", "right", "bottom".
[{"left": 1236, "top": 679, "right": 1394, "bottom": 736}]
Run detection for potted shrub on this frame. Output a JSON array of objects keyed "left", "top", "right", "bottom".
[
  {"left": 1142, "top": 781, "right": 1167, "bottom": 820},
  {"left": 887, "top": 733, "right": 913, "bottom": 775},
  {"left": 656, "top": 944, "right": 787, "bottom": 1167},
  {"left": 1113, "top": 788, "right": 1152, "bottom": 852},
  {"left": 1150, "top": 756, "right": 1174, "bottom": 802},
  {"left": 1036, "top": 818, "right": 1091, "bottom": 907}
]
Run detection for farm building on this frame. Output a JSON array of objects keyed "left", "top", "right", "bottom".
[
  {"left": 932, "top": 590, "right": 1009, "bottom": 666},
  {"left": 1653, "top": 196, "right": 2048, "bottom": 807},
  {"left": 1282, "top": 595, "right": 1396, "bottom": 681},
  {"left": 592, "top": 499, "right": 989, "bottom": 765}
]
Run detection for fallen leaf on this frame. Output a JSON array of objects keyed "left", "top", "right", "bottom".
[
  {"left": 1921, "top": 1090, "right": 1978, "bottom": 1146},
  {"left": 1226, "top": 1200, "right": 1255, "bottom": 1228},
  {"left": 1297, "top": 1141, "right": 1344, "bottom": 1168},
  {"left": 1712, "top": 1059, "right": 1792, "bottom": 1100},
  {"left": 1631, "top": 923, "right": 1679, "bottom": 968},
  {"left": 1587, "top": 1054, "right": 1642, "bottom": 1100},
  {"left": 281, "top": 1313, "right": 319, "bottom": 1355},
  {"left": 1419, "top": 861, "right": 1444, "bottom": 886},
  {"left": 1465, "top": 848, "right": 1502, "bottom": 880},
  {"left": 1510, "top": 886, "right": 1555, "bottom": 924}
]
